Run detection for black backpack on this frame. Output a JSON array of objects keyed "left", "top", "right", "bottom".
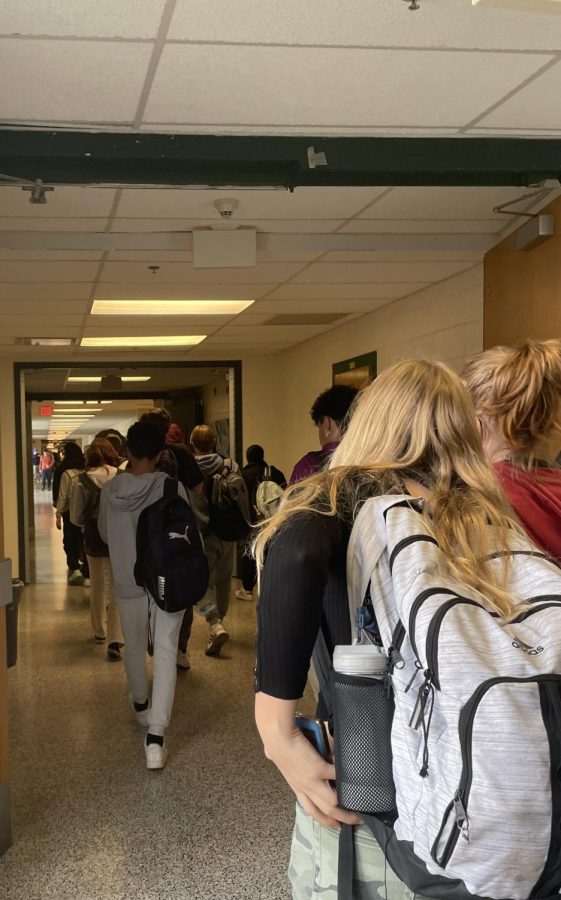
[
  {"left": 134, "top": 478, "right": 209, "bottom": 613},
  {"left": 207, "top": 459, "right": 251, "bottom": 541},
  {"left": 78, "top": 472, "right": 109, "bottom": 558}
]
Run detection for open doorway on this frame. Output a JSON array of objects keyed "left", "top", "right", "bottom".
[{"left": 15, "top": 361, "right": 242, "bottom": 584}]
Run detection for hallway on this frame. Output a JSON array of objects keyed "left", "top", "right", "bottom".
[{"left": 2, "top": 492, "right": 294, "bottom": 899}]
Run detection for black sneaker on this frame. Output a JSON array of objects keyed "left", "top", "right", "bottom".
[{"left": 107, "top": 642, "right": 122, "bottom": 661}]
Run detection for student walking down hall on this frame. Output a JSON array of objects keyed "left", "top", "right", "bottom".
[{"left": 98, "top": 421, "right": 187, "bottom": 770}]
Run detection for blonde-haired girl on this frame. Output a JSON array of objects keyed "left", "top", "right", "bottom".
[
  {"left": 464, "top": 339, "right": 561, "bottom": 559},
  {"left": 254, "top": 358, "right": 523, "bottom": 900}
]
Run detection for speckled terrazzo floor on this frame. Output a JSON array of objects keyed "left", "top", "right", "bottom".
[{"left": 1, "top": 491, "right": 295, "bottom": 900}]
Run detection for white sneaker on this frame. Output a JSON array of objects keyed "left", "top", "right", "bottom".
[
  {"left": 145, "top": 739, "right": 168, "bottom": 770},
  {"left": 235, "top": 588, "right": 254, "bottom": 601},
  {"left": 205, "top": 621, "right": 229, "bottom": 656},
  {"left": 129, "top": 696, "right": 150, "bottom": 727},
  {"left": 176, "top": 650, "right": 191, "bottom": 671}
]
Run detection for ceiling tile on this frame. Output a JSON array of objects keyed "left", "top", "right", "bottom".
[
  {"left": 95, "top": 283, "right": 274, "bottom": 301},
  {"left": 476, "top": 60, "right": 561, "bottom": 130},
  {"left": 117, "top": 187, "right": 386, "bottom": 219},
  {"left": 0, "top": 39, "right": 152, "bottom": 122},
  {"left": 111, "top": 218, "right": 345, "bottom": 233},
  {"left": 0, "top": 283, "right": 92, "bottom": 300},
  {"left": 0, "top": 217, "right": 108, "bottom": 232},
  {"left": 0, "top": 0, "right": 166, "bottom": 38},
  {"left": 99, "top": 261, "right": 306, "bottom": 284},
  {"left": 144, "top": 44, "right": 549, "bottom": 129},
  {"left": 0, "top": 186, "right": 116, "bottom": 218},
  {"left": 339, "top": 219, "right": 505, "bottom": 234},
  {"left": 292, "top": 261, "right": 471, "bottom": 283},
  {"left": 168, "top": 0, "right": 561, "bottom": 51},
  {"left": 357, "top": 186, "right": 544, "bottom": 221},
  {"left": 0, "top": 318, "right": 82, "bottom": 336},
  {"left": 0, "top": 300, "right": 90, "bottom": 315},
  {"left": 0, "top": 249, "right": 103, "bottom": 261},
  {"left": 266, "top": 283, "right": 428, "bottom": 300},
  {"left": 253, "top": 297, "right": 391, "bottom": 314},
  {"left": 0, "top": 261, "right": 99, "bottom": 282},
  {"left": 106, "top": 250, "right": 193, "bottom": 262},
  {"left": 322, "top": 250, "right": 483, "bottom": 262}
]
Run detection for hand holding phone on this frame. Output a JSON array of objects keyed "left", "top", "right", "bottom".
[{"left": 294, "top": 714, "right": 331, "bottom": 760}]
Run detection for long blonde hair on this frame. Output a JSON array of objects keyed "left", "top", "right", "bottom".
[
  {"left": 463, "top": 339, "right": 561, "bottom": 468},
  {"left": 255, "top": 359, "right": 525, "bottom": 620}
]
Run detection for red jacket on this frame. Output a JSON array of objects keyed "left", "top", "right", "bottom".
[{"left": 494, "top": 461, "right": 561, "bottom": 560}]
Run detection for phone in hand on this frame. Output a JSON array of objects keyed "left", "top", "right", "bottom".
[{"left": 294, "top": 714, "right": 331, "bottom": 760}]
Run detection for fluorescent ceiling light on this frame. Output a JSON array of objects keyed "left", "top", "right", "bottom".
[
  {"left": 80, "top": 336, "right": 206, "bottom": 348},
  {"left": 91, "top": 299, "right": 253, "bottom": 316},
  {"left": 67, "top": 376, "right": 151, "bottom": 383},
  {"left": 30, "top": 338, "right": 74, "bottom": 346},
  {"left": 51, "top": 409, "right": 99, "bottom": 414}
]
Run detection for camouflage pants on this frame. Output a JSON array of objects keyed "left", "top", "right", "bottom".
[{"left": 289, "top": 803, "right": 429, "bottom": 900}]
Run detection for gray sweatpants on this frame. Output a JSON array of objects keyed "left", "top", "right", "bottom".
[
  {"left": 289, "top": 803, "right": 431, "bottom": 900},
  {"left": 116, "top": 594, "right": 183, "bottom": 737}
]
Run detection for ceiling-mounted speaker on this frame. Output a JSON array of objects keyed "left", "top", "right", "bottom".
[
  {"left": 473, "top": 0, "right": 561, "bottom": 12},
  {"left": 193, "top": 229, "right": 257, "bottom": 268},
  {"left": 101, "top": 375, "right": 122, "bottom": 391}
]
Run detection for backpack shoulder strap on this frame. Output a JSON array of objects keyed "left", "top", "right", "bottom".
[
  {"left": 263, "top": 465, "right": 271, "bottom": 480},
  {"left": 163, "top": 477, "right": 179, "bottom": 499}
]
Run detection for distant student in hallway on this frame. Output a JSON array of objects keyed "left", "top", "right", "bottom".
[
  {"left": 39, "top": 448, "right": 55, "bottom": 491},
  {"left": 71, "top": 439, "right": 123, "bottom": 660},
  {"left": 98, "top": 421, "right": 187, "bottom": 770},
  {"left": 288, "top": 385, "right": 358, "bottom": 485},
  {"left": 53, "top": 441, "right": 89, "bottom": 586},
  {"left": 237, "top": 444, "right": 286, "bottom": 601},
  {"left": 178, "top": 424, "right": 249, "bottom": 663}
]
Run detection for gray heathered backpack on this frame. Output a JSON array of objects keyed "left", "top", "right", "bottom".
[{"left": 344, "top": 494, "right": 561, "bottom": 900}]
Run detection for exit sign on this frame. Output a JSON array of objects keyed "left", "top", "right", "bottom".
[{"left": 40, "top": 406, "right": 53, "bottom": 417}]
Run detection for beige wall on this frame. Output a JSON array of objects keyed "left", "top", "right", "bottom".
[
  {"left": 484, "top": 194, "right": 561, "bottom": 348},
  {"left": 272, "top": 265, "right": 483, "bottom": 476},
  {"left": 0, "top": 360, "right": 18, "bottom": 577}
]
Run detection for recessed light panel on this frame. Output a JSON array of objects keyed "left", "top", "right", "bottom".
[
  {"left": 67, "top": 376, "right": 151, "bottom": 383},
  {"left": 91, "top": 300, "right": 253, "bottom": 316},
  {"left": 80, "top": 336, "right": 206, "bottom": 348}
]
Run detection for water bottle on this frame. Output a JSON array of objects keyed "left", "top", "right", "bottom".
[
  {"left": 331, "top": 643, "right": 396, "bottom": 815},
  {"left": 333, "top": 643, "right": 387, "bottom": 679}
]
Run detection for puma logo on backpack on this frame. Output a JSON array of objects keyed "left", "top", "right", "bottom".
[{"left": 345, "top": 495, "right": 561, "bottom": 900}]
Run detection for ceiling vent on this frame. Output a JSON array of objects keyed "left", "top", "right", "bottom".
[
  {"left": 266, "top": 313, "right": 347, "bottom": 326},
  {"left": 17, "top": 338, "right": 75, "bottom": 346}
]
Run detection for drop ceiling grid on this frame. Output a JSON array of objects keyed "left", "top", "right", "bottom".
[{"left": 0, "top": 0, "right": 559, "bottom": 134}]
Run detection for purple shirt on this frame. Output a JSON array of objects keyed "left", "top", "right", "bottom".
[{"left": 288, "top": 441, "right": 340, "bottom": 486}]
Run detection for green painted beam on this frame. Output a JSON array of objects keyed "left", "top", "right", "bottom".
[{"left": 1, "top": 130, "right": 561, "bottom": 187}]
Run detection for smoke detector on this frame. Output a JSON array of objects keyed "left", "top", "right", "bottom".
[{"left": 214, "top": 198, "right": 239, "bottom": 219}]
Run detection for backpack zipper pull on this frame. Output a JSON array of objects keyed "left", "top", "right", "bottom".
[
  {"left": 454, "top": 790, "right": 470, "bottom": 843},
  {"left": 409, "top": 670, "right": 432, "bottom": 729},
  {"left": 384, "top": 655, "right": 393, "bottom": 700},
  {"left": 404, "top": 659, "right": 423, "bottom": 694}
]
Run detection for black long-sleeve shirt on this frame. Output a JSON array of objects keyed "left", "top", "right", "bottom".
[{"left": 255, "top": 511, "right": 352, "bottom": 713}]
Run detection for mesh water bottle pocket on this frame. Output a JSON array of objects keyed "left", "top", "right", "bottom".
[{"left": 331, "top": 671, "right": 396, "bottom": 815}]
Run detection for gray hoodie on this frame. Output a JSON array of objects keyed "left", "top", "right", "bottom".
[{"left": 98, "top": 470, "right": 187, "bottom": 600}]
